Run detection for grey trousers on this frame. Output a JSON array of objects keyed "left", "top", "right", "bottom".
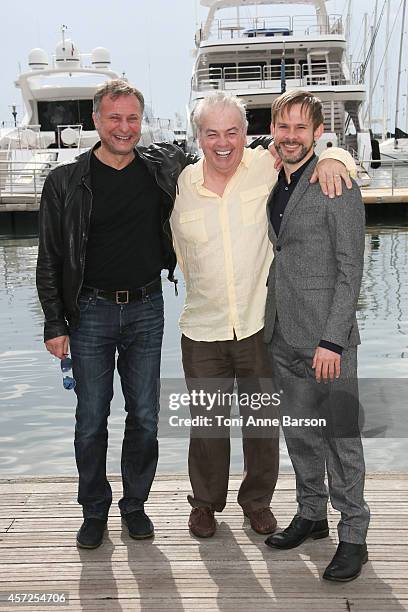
[{"left": 267, "top": 321, "right": 370, "bottom": 544}]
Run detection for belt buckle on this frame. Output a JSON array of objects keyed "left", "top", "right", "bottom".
[{"left": 116, "top": 290, "right": 129, "bottom": 304}]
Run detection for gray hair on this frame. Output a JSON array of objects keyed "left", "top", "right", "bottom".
[
  {"left": 93, "top": 79, "right": 145, "bottom": 115},
  {"left": 192, "top": 92, "right": 248, "bottom": 133}
]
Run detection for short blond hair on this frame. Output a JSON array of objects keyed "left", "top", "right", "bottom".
[{"left": 272, "top": 89, "right": 324, "bottom": 130}]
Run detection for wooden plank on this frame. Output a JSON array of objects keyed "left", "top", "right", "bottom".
[
  {"left": 0, "top": 560, "right": 407, "bottom": 578},
  {"left": 3, "top": 519, "right": 407, "bottom": 535},
  {"left": 1, "top": 547, "right": 407, "bottom": 565},
  {"left": 0, "top": 597, "right": 353, "bottom": 612},
  {"left": 0, "top": 538, "right": 406, "bottom": 559},
  {"left": 0, "top": 605, "right": 400, "bottom": 612},
  {"left": 0, "top": 579, "right": 406, "bottom": 597},
  {"left": 0, "top": 603, "right": 403, "bottom": 612}
]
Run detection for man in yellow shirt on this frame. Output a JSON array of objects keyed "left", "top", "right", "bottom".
[{"left": 170, "top": 91, "right": 356, "bottom": 538}]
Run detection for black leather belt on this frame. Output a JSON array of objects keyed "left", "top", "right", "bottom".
[{"left": 81, "top": 278, "right": 162, "bottom": 304}]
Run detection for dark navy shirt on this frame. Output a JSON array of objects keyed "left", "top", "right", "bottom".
[{"left": 269, "top": 154, "right": 316, "bottom": 236}]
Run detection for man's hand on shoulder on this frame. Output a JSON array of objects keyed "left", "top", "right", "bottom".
[
  {"left": 310, "top": 158, "right": 352, "bottom": 199},
  {"left": 45, "top": 335, "right": 69, "bottom": 360},
  {"left": 312, "top": 346, "right": 341, "bottom": 383}
]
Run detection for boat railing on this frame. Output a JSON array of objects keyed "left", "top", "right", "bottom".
[
  {"left": 352, "top": 62, "right": 365, "bottom": 85},
  {"left": 4, "top": 125, "right": 48, "bottom": 150},
  {"left": 193, "top": 62, "right": 349, "bottom": 92},
  {"left": 199, "top": 14, "right": 343, "bottom": 42},
  {"left": 0, "top": 159, "right": 60, "bottom": 205},
  {"left": 0, "top": 121, "right": 17, "bottom": 129},
  {"left": 357, "top": 159, "right": 408, "bottom": 194}
]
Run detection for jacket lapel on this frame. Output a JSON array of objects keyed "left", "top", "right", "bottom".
[{"left": 278, "top": 157, "right": 319, "bottom": 237}]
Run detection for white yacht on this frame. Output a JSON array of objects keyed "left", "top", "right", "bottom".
[
  {"left": 188, "top": 0, "right": 372, "bottom": 160},
  {"left": 0, "top": 29, "right": 176, "bottom": 206}
]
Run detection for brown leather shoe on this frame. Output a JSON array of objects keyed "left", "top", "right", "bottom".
[
  {"left": 188, "top": 507, "right": 216, "bottom": 538},
  {"left": 244, "top": 508, "right": 277, "bottom": 535}
]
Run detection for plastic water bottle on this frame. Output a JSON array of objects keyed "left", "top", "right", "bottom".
[{"left": 61, "top": 357, "right": 76, "bottom": 390}]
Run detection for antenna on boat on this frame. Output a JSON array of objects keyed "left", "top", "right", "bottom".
[
  {"left": 61, "top": 24, "right": 68, "bottom": 52},
  {"left": 10, "top": 105, "right": 17, "bottom": 128},
  {"left": 394, "top": 0, "right": 407, "bottom": 148}
]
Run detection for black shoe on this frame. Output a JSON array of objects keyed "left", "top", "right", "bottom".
[
  {"left": 76, "top": 518, "right": 107, "bottom": 549},
  {"left": 265, "top": 514, "right": 329, "bottom": 550},
  {"left": 122, "top": 509, "right": 154, "bottom": 539},
  {"left": 323, "top": 541, "right": 368, "bottom": 582}
]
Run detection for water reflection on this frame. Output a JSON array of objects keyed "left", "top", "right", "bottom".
[{"left": 0, "top": 221, "right": 407, "bottom": 475}]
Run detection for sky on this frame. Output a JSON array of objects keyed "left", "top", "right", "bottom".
[{"left": 0, "top": 0, "right": 406, "bottom": 132}]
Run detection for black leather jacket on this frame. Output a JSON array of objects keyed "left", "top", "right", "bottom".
[{"left": 36, "top": 142, "right": 195, "bottom": 341}]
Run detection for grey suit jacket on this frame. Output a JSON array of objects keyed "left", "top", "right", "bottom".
[{"left": 264, "top": 156, "right": 365, "bottom": 348}]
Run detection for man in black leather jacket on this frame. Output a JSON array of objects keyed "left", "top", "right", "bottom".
[
  {"left": 36, "top": 80, "right": 194, "bottom": 549},
  {"left": 37, "top": 136, "right": 188, "bottom": 342}
]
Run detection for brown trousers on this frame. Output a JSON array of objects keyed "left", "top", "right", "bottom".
[{"left": 181, "top": 330, "right": 279, "bottom": 513}]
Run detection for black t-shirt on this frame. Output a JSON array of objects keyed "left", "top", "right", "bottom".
[{"left": 84, "top": 152, "right": 164, "bottom": 290}]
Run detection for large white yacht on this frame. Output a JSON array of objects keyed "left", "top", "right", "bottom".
[
  {"left": 0, "top": 29, "right": 176, "bottom": 206},
  {"left": 188, "top": 0, "right": 371, "bottom": 160}
]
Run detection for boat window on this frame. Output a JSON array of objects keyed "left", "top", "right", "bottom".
[
  {"left": 37, "top": 100, "right": 94, "bottom": 132},
  {"left": 246, "top": 108, "right": 271, "bottom": 136}
]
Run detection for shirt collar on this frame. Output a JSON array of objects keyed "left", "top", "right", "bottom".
[{"left": 278, "top": 152, "right": 316, "bottom": 185}]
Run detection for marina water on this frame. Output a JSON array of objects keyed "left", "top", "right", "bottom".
[{"left": 0, "top": 214, "right": 407, "bottom": 476}]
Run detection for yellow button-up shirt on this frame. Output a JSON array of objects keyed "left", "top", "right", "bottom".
[{"left": 170, "top": 146, "right": 355, "bottom": 342}]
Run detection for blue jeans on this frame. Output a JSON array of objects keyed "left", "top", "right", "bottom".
[{"left": 69, "top": 289, "right": 164, "bottom": 520}]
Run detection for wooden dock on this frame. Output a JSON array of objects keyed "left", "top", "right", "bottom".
[
  {"left": 361, "top": 188, "right": 408, "bottom": 204},
  {"left": 0, "top": 473, "right": 407, "bottom": 611}
]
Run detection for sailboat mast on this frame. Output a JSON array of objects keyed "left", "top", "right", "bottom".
[
  {"left": 394, "top": 0, "right": 407, "bottom": 147},
  {"left": 368, "top": 0, "right": 379, "bottom": 131},
  {"left": 382, "top": 0, "right": 391, "bottom": 141}
]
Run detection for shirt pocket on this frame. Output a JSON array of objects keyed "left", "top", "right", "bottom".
[
  {"left": 178, "top": 208, "right": 208, "bottom": 243},
  {"left": 240, "top": 184, "right": 270, "bottom": 226}
]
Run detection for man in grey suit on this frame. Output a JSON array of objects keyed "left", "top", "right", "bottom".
[{"left": 263, "top": 90, "right": 370, "bottom": 582}]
